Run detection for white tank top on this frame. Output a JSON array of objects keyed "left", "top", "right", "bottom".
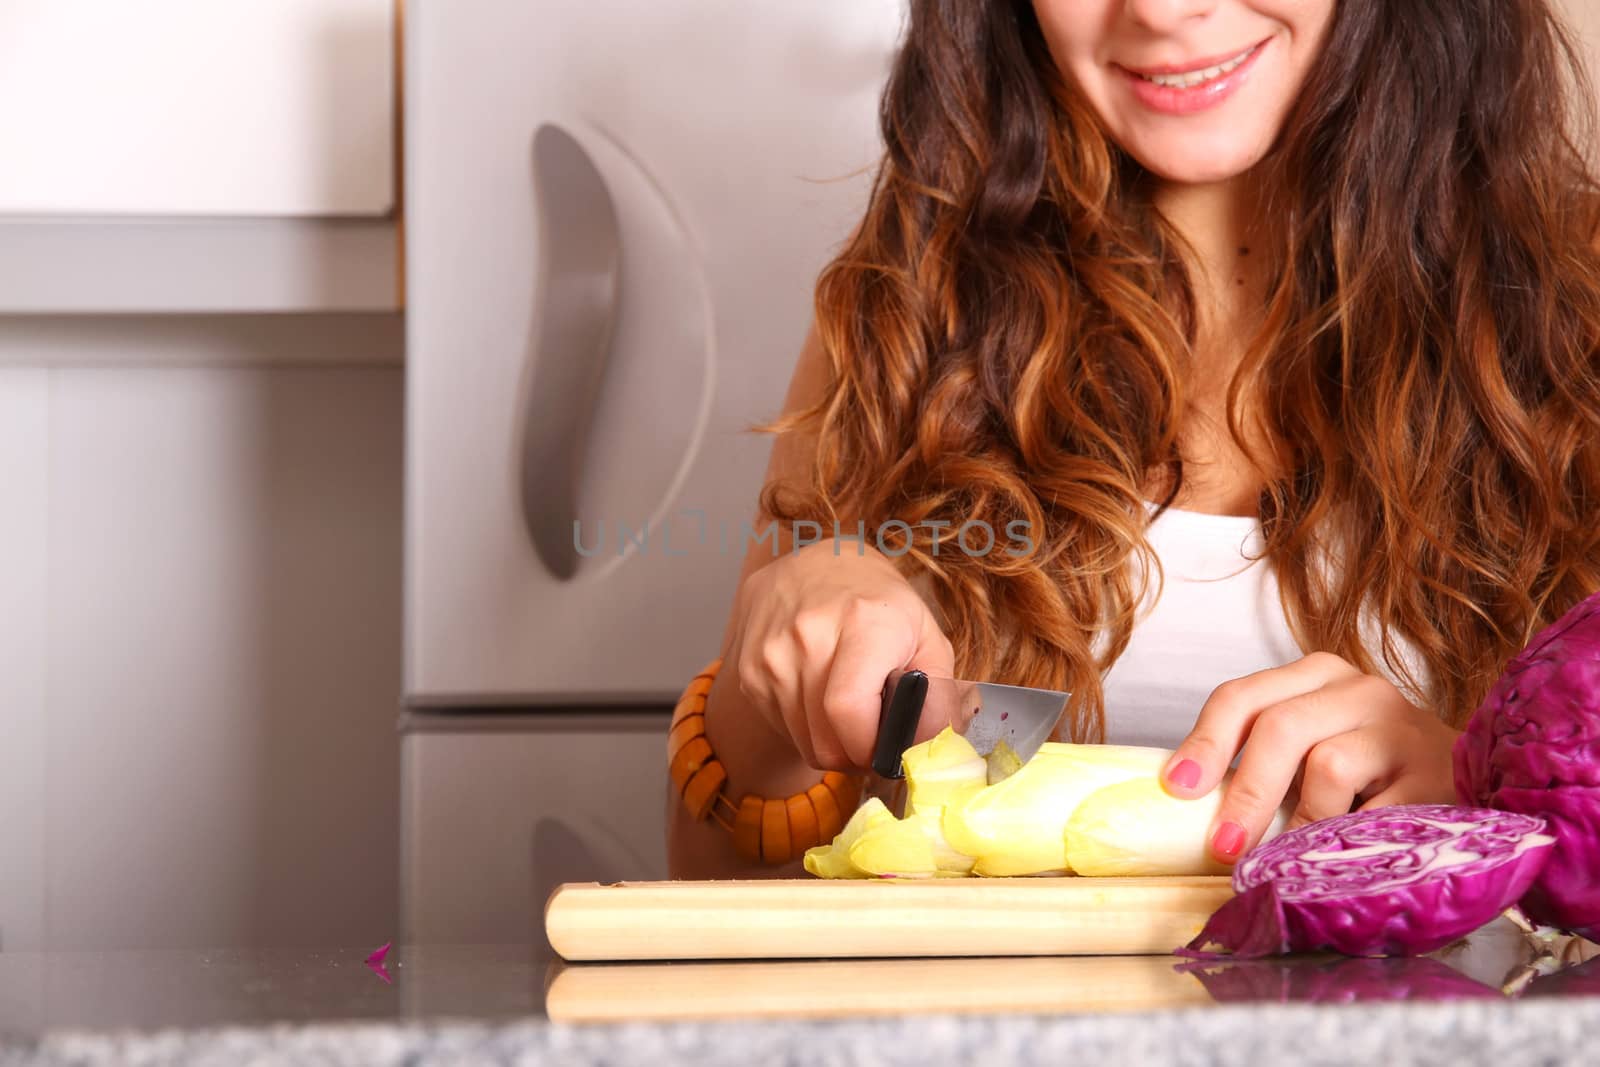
[
  {"left": 1098, "top": 506, "right": 1296, "bottom": 746},
  {"left": 1099, "top": 503, "right": 1429, "bottom": 747}
]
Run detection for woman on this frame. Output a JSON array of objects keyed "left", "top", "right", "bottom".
[{"left": 668, "top": 0, "right": 1600, "bottom": 878}]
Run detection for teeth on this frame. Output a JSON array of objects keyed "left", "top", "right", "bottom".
[{"left": 1140, "top": 45, "right": 1254, "bottom": 89}]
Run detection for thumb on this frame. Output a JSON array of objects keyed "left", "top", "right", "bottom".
[{"left": 910, "top": 598, "right": 956, "bottom": 676}]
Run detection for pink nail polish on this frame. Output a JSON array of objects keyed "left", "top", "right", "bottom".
[
  {"left": 1167, "top": 758, "right": 1201, "bottom": 790},
  {"left": 1212, "top": 822, "right": 1247, "bottom": 858}
]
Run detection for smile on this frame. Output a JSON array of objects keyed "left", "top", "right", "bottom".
[
  {"left": 1116, "top": 39, "right": 1272, "bottom": 116},
  {"left": 1128, "top": 41, "right": 1265, "bottom": 90}
]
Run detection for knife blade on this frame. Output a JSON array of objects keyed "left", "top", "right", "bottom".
[{"left": 872, "top": 669, "right": 1070, "bottom": 780}]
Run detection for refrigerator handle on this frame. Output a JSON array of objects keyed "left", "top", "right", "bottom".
[{"left": 521, "top": 122, "right": 623, "bottom": 581}]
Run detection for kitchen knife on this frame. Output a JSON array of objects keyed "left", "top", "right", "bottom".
[{"left": 872, "top": 669, "right": 1070, "bottom": 780}]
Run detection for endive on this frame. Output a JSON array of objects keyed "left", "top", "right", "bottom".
[
  {"left": 802, "top": 797, "right": 896, "bottom": 879},
  {"left": 849, "top": 810, "right": 977, "bottom": 878},
  {"left": 847, "top": 726, "right": 984, "bottom": 877},
  {"left": 941, "top": 743, "right": 1170, "bottom": 876},
  {"left": 1065, "top": 775, "right": 1292, "bottom": 876},
  {"left": 901, "top": 727, "right": 988, "bottom": 817},
  {"left": 806, "top": 729, "right": 1295, "bottom": 879}
]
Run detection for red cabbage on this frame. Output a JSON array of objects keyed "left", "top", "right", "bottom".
[
  {"left": 1489, "top": 786, "right": 1600, "bottom": 939},
  {"left": 1453, "top": 589, "right": 1600, "bottom": 936},
  {"left": 1177, "top": 805, "right": 1554, "bottom": 959},
  {"left": 1177, "top": 955, "right": 1503, "bottom": 1003}
]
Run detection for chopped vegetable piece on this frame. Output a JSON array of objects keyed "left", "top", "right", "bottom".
[
  {"left": 849, "top": 811, "right": 976, "bottom": 878},
  {"left": 848, "top": 812, "right": 938, "bottom": 878},
  {"left": 984, "top": 741, "right": 1023, "bottom": 785},
  {"left": 802, "top": 797, "right": 895, "bottom": 879},
  {"left": 903, "top": 727, "right": 988, "bottom": 816}
]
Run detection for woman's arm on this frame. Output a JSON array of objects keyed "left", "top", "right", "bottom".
[{"left": 666, "top": 322, "right": 955, "bottom": 879}]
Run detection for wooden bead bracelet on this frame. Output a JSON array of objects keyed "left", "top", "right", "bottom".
[{"left": 669, "top": 658, "right": 862, "bottom": 864}]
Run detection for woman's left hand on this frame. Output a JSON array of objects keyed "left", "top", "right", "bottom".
[{"left": 1160, "top": 652, "right": 1461, "bottom": 864}]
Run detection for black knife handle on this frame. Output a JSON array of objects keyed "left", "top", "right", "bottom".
[{"left": 872, "top": 669, "right": 928, "bottom": 779}]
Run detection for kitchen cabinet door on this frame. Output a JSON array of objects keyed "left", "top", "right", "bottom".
[
  {"left": 0, "top": 370, "right": 48, "bottom": 952},
  {"left": 400, "top": 714, "right": 670, "bottom": 948},
  {"left": 0, "top": 0, "right": 395, "bottom": 216}
]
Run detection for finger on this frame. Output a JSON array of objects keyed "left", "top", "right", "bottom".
[
  {"left": 1358, "top": 774, "right": 1447, "bottom": 813},
  {"left": 821, "top": 596, "right": 927, "bottom": 767},
  {"left": 909, "top": 605, "right": 959, "bottom": 745},
  {"left": 764, "top": 632, "right": 818, "bottom": 769},
  {"left": 739, "top": 582, "right": 815, "bottom": 761},
  {"left": 1210, "top": 682, "right": 1376, "bottom": 861},
  {"left": 727, "top": 612, "right": 783, "bottom": 740},
  {"left": 795, "top": 642, "right": 851, "bottom": 771},
  {"left": 1163, "top": 652, "right": 1364, "bottom": 799},
  {"left": 788, "top": 600, "right": 857, "bottom": 770},
  {"left": 1286, "top": 731, "right": 1385, "bottom": 830}
]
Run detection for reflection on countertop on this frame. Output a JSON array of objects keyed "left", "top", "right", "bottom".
[
  {"left": 0, "top": 921, "right": 1594, "bottom": 1040},
  {"left": 0, "top": 944, "right": 552, "bottom": 1037},
  {"left": 545, "top": 920, "right": 1600, "bottom": 1024}
]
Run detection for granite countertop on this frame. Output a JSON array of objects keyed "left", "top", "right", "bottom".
[{"left": 0, "top": 926, "right": 1596, "bottom": 1066}]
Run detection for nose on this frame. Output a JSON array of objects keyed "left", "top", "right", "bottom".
[{"left": 1123, "top": 0, "right": 1217, "bottom": 34}]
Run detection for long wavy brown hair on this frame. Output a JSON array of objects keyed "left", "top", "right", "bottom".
[{"left": 759, "top": 0, "right": 1600, "bottom": 740}]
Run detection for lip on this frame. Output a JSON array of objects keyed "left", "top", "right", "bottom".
[
  {"left": 1120, "top": 39, "right": 1268, "bottom": 78},
  {"left": 1116, "top": 38, "right": 1270, "bottom": 117}
]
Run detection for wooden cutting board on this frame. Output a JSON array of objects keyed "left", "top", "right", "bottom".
[{"left": 544, "top": 876, "right": 1232, "bottom": 961}]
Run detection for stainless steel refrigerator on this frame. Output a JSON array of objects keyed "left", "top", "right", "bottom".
[{"left": 399, "top": 0, "right": 906, "bottom": 944}]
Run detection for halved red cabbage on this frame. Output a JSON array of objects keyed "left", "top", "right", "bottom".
[
  {"left": 1177, "top": 805, "right": 1554, "bottom": 959},
  {"left": 1453, "top": 588, "right": 1600, "bottom": 936},
  {"left": 1177, "top": 955, "right": 1503, "bottom": 1003}
]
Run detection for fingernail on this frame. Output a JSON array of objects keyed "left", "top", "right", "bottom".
[
  {"left": 1212, "top": 821, "right": 1247, "bottom": 859},
  {"left": 1166, "top": 758, "right": 1201, "bottom": 790}
]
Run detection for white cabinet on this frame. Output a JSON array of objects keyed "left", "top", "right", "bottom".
[
  {"left": 0, "top": 360, "right": 406, "bottom": 951},
  {"left": 0, "top": 0, "right": 396, "bottom": 217},
  {"left": 400, "top": 715, "right": 670, "bottom": 947},
  {"left": 0, "top": 1, "right": 398, "bottom": 312},
  {"left": 0, "top": 370, "right": 48, "bottom": 952}
]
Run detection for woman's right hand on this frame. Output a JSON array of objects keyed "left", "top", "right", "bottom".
[{"left": 724, "top": 537, "right": 956, "bottom": 772}]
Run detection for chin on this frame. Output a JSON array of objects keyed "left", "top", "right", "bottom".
[
  {"left": 1142, "top": 158, "right": 1257, "bottom": 186},
  {"left": 1124, "top": 136, "right": 1270, "bottom": 188}
]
